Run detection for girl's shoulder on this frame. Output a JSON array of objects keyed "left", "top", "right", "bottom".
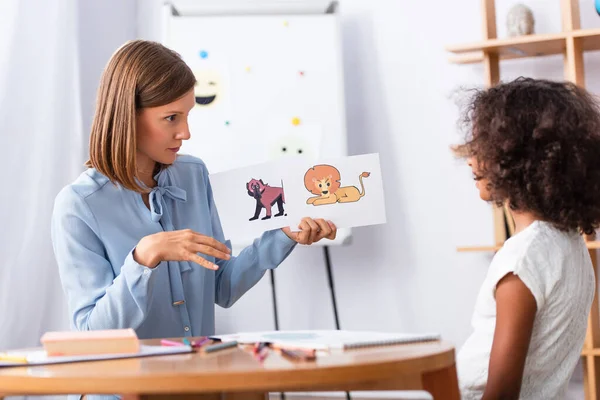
[
  {"left": 489, "top": 221, "right": 588, "bottom": 309},
  {"left": 500, "top": 220, "right": 580, "bottom": 259}
]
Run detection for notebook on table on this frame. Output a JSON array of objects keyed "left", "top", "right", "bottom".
[{"left": 211, "top": 330, "right": 441, "bottom": 351}]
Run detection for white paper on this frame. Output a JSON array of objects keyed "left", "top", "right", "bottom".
[
  {"left": 284, "top": 153, "right": 387, "bottom": 231},
  {"left": 209, "top": 157, "right": 307, "bottom": 244},
  {"left": 209, "top": 153, "right": 386, "bottom": 243},
  {"left": 211, "top": 330, "right": 441, "bottom": 351}
]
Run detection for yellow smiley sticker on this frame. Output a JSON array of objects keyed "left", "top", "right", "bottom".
[{"left": 193, "top": 69, "right": 223, "bottom": 107}]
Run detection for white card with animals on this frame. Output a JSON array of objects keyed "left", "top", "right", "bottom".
[
  {"left": 208, "top": 153, "right": 386, "bottom": 242},
  {"left": 284, "top": 153, "right": 386, "bottom": 231},
  {"left": 208, "top": 157, "right": 306, "bottom": 244}
]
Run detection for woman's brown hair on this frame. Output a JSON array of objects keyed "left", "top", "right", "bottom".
[{"left": 86, "top": 40, "right": 196, "bottom": 193}]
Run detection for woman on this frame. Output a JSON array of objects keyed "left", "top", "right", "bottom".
[{"left": 51, "top": 40, "right": 337, "bottom": 340}]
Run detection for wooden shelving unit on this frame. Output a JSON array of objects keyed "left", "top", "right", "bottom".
[
  {"left": 458, "top": 241, "right": 600, "bottom": 253},
  {"left": 447, "top": 1, "right": 600, "bottom": 398},
  {"left": 447, "top": 28, "right": 600, "bottom": 64}
]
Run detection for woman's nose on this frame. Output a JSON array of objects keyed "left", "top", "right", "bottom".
[{"left": 177, "top": 122, "right": 191, "bottom": 140}]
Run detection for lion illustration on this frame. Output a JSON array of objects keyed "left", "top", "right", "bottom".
[{"left": 304, "top": 165, "right": 370, "bottom": 206}]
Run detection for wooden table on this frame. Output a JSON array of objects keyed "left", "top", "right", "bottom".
[{"left": 0, "top": 338, "right": 460, "bottom": 400}]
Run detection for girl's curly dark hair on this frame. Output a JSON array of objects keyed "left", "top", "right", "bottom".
[{"left": 455, "top": 77, "right": 600, "bottom": 235}]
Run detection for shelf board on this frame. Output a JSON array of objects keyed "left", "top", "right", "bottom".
[
  {"left": 448, "top": 52, "right": 522, "bottom": 65},
  {"left": 446, "top": 32, "right": 567, "bottom": 62},
  {"left": 447, "top": 28, "right": 600, "bottom": 65},
  {"left": 581, "top": 348, "right": 600, "bottom": 356},
  {"left": 457, "top": 245, "right": 502, "bottom": 253},
  {"left": 458, "top": 240, "right": 600, "bottom": 252},
  {"left": 573, "top": 28, "right": 600, "bottom": 51}
]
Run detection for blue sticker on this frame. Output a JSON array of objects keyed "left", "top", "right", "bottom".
[{"left": 199, "top": 50, "right": 208, "bottom": 59}]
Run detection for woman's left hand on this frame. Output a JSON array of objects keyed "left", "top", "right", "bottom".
[{"left": 282, "top": 217, "right": 337, "bottom": 245}]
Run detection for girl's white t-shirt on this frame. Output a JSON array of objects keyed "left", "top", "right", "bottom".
[{"left": 457, "top": 220, "right": 595, "bottom": 400}]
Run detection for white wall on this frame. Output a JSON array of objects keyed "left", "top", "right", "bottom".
[
  {"left": 78, "top": 1, "right": 600, "bottom": 397},
  {"left": 78, "top": 0, "right": 137, "bottom": 135}
]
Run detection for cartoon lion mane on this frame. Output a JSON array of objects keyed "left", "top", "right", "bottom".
[{"left": 303, "top": 165, "right": 342, "bottom": 195}]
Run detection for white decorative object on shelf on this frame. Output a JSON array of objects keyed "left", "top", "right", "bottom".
[{"left": 506, "top": 3, "right": 535, "bottom": 37}]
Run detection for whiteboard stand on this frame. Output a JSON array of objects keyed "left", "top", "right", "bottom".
[
  {"left": 323, "top": 246, "right": 341, "bottom": 330},
  {"left": 269, "top": 269, "right": 280, "bottom": 331}
]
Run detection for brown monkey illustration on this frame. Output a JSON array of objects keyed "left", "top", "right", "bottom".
[{"left": 246, "top": 178, "right": 286, "bottom": 221}]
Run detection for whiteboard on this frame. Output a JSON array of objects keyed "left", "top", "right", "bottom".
[{"left": 162, "top": 2, "right": 351, "bottom": 245}]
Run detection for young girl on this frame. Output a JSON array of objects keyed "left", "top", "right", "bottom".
[
  {"left": 51, "top": 40, "right": 337, "bottom": 342},
  {"left": 455, "top": 77, "right": 600, "bottom": 399}
]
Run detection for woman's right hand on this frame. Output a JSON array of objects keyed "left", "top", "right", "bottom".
[{"left": 133, "top": 229, "right": 231, "bottom": 270}]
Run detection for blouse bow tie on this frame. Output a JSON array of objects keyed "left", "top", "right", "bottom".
[
  {"left": 145, "top": 169, "right": 192, "bottom": 300},
  {"left": 149, "top": 185, "right": 187, "bottom": 223}
]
